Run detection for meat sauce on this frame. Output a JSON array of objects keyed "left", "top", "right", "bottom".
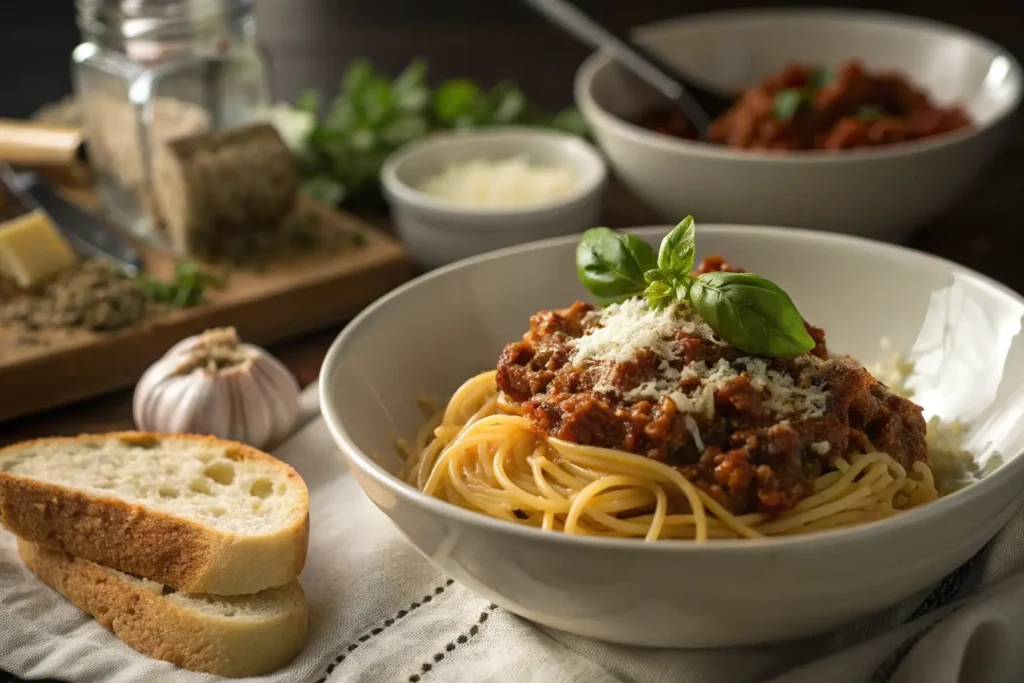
[
  {"left": 495, "top": 257, "right": 928, "bottom": 516},
  {"left": 632, "top": 60, "right": 971, "bottom": 151}
]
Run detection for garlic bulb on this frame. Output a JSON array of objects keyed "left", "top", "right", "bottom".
[{"left": 133, "top": 327, "right": 301, "bottom": 450}]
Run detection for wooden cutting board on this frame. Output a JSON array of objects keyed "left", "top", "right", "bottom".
[{"left": 0, "top": 192, "right": 411, "bottom": 421}]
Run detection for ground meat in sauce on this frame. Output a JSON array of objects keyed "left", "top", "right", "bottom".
[
  {"left": 632, "top": 60, "right": 970, "bottom": 151},
  {"left": 494, "top": 256, "right": 928, "bottom": 517}
]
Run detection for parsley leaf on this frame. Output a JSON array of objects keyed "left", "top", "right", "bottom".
[
  {"left": 296, "top": 59, "right": 589, "bottom": 207},
  {"left": 138, "top": 260, "right": 224, "bottom": 308}
]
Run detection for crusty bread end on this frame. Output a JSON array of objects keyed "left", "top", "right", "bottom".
[
  {"left": 0, "top": 432, "right": 309, "bottom": 595},
  {"left": 18, "top": 540, "right": 308, "bottom": 677}
]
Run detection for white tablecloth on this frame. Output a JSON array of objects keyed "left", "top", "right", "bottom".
[{"left": 3, "top": 385, "right": 1024, "bottom": 683}]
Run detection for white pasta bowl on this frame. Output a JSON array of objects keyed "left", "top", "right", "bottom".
[
  {"left": 320, "top": 225, "right": 1024, "bottom": 648},
  {"left": 574, "top": 8, "right": 1022, "bottom": 241}
]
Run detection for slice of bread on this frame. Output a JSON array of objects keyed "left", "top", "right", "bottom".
[
  {"left": 18, "top": 540, "right": 308, "bottom": 677},
  {"left": 0, "top": 432, "right": 308, "bottom": 595}
]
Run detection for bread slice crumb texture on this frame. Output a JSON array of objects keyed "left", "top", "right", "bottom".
[{"left": 0, "top": 433, "right": 304, "bottom": 534}]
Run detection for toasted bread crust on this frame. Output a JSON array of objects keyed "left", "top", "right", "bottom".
[
  {"left": 0, "top": 432, "right": 309, "bottom": 595},
  {"left": 18, "top": 540, "right": 308, "bottom": 677}
]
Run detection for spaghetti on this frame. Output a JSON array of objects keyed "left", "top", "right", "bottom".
[{"left": 402, "top": 370, "right": 941, "bottom": 542}]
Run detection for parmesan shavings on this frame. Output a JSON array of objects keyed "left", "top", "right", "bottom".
[
  {"left": 570, "top": 299, "right": 700, "bottom": 366},
  {"left": 810, "top": 441, "right": 831, "bottom": 455},
  {"left": 569, "top": 297, "right": 828, "bottom": 420}
]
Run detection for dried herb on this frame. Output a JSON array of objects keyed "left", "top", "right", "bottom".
[
  {"left": 2, "top": 260, "right": 149, "bottom": 332},
  {"left": 2, "top": 258, "right": 226, "bottom": 334}
]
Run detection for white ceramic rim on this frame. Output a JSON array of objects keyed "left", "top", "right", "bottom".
[
  {"left": 574, "top": 6, "right": 1024, "bottom": 164},
  {"left": 320, "top": 224, "right": 1024, "bottom": 554},
  {"left": 379, "top": 126, "right": 609, "bottom": 221}
]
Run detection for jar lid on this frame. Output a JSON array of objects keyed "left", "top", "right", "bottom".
[{"left": 76, "top": 0, "right": 253, "bottom": 62}]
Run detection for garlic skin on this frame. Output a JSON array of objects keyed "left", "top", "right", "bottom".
[{"left": 133, "top": 328, "right": 301, "bottom": 450}]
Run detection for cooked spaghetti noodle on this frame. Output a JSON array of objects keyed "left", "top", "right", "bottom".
[
  {"left": 402, "top": 370, "right": 942, "bottom": 542},
  {"left": 398, "top": 245, "right": 979, "bottom": 542}
]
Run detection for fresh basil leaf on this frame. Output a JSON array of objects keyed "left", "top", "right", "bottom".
[
  {"left": 689, "top": 272, "right": 815, "bottom": 356},
  {"left": 857, "top": 105, "right": 884, "bottom": 120},
  {"left": 657, "top": 216, "right": 696, "bottom": 277},
  {"left": 807, "top": 67, "right": 834, "bottom": 92},
  {"left": 644, "top": 280, "right": 674, "bottom": 310},
  {"left": 576, "top": 228, "right": 657, "bottom": 301},
  {"left": 675, "top": 279, "right": 690, "bottom": 301},
  {"left": 644, "top": 268, "right": 670, "bottom": 284},
  {"left": 773, "top": 89, "right": 804, "bottom": 121}
]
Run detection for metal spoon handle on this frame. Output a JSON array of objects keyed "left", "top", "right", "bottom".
[{"left": 520, "top": 0, "right": 715, "bottom": 136}]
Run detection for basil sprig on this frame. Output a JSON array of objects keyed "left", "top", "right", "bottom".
[{"left": 574, "top": 217, "right": 815, "bottom": 357}]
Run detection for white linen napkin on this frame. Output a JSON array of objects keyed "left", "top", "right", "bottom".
[{"left": 3, "top": 384, "right": 1024, "bottom": 683}]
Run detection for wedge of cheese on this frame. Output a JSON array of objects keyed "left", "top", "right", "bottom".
[{"left": 0, "top": 208, "right": 78, "bottom": 288}]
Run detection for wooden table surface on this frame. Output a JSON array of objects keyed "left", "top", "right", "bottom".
[{"left": 1, "top": 0, "right": 1023, "bottom": 680}]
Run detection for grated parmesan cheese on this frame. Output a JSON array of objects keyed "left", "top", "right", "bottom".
[
  {"left": 569, "top": 297, "right": 828, "bottom": 420},
  {"left": 416, "top": 155, "right": 578, "bottom": 207},
  {"left": 867, "top": 337, "right": 916, "bottom": 396},
  {"left": 810, "top": 441, "right": 831, "bottom": 455},
  {"left": 571, "top": 299, "right": 703, "bottom": 367}
]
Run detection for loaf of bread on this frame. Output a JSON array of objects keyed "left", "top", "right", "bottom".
[
  {"left": 151, "top": 123, "right": 301, "bottom": 256},
  {"left": 0, "top": 432, "right": 309, "bottom": 595},
  {"left": 19, "top": 540, "right": 308, "bottom": 677}
]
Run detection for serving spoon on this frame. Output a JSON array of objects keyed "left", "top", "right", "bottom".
[{"left": 520, "top": 0, "right": 734, "bottom": 139}]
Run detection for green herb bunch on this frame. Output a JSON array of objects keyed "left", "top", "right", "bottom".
[
  {"left": 575, "top": 217, "right": 815, "bottom": 357},
  {"left": 138, "top": 260, "right": 224, "bottom": 308},
  {"left": 297, "top": 59, "right": 588, "bottom": 207}
]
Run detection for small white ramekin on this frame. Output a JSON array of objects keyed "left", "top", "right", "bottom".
[{"left": 380, "top": 127, "right": 608, "bottom": 269}]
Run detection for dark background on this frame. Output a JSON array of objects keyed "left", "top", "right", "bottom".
[
  {"left": 1, "top": 2, "right": 1023, "bottom": 682},
  {"left": 4, "top": 0, "right": 1024, "bottom": 116}
]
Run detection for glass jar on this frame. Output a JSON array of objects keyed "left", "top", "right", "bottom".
[{"left": 72, "top": 0, "right": 271, "bottom": 247}]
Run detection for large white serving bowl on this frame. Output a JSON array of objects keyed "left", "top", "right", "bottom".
[
  {"left": 574, "top": 9, "right": 1022, "bottom": 241},
  {"left": 320, "top": 225, "right": 1024, "bottom": 648}
]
